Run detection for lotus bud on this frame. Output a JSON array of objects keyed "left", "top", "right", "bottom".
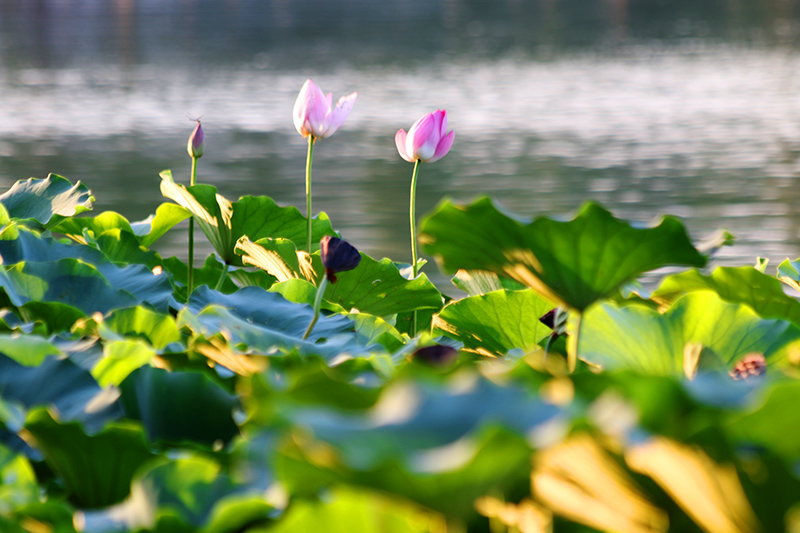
[
  {"left": 413, "top": 344, "right": 458, "bottom": 366},
  {"left": 320, "top": 236, "right": 361, "bottom": 283},
  {"left": 187, "top": 120, "right": 204, "bottom": 159},
  {"left": 293, "top": 79, "right": 357, "bottom": 139},
  {"left": 395, "top": 110, "right": 455, "bottom": 163}
]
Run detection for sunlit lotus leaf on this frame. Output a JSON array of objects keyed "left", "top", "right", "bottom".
[
  {"left": 532, "top": 433, "right": 667, "bottom": 533},
  {"left": 0, "top": 444, "right": 39, "bottom": 514},
  {"left": 777, "top": 258, "right": 800, "bottom": 293},
  {"left": 626, "top": 436, "right": 759, "bottom": 533},
  {"left": 419, "top": 198, "right": 706, "bottom": 311},
  {"left": 133, "top": 203, "right": 193, "bottom": 248},
  {"left": 452, "top": 269, "right": 526, "bottom": 296},
  {"left": 93, "top": 340, "right": 156, "bottom": 388},
  {"left": 653, "top": 267, "right": 800, "bottom": 326},
  {"left": 161, "top": 171, "right": 336, "bottom": 265},
  {"left": 119, "top": 366, "right": 239, "bottom": 446},
  {"left": 238, "top": 237, "right": 444, "bottom": 317},
  {"left": 0, "top": 333, "right": 61, "bottom": 366},
  {"left": 433, "top": 289, "right": 554, "bottom": 357},
  {"left": 266, "top": 486, "right": 432, "bottom": 533},
  {"left": 98, "top": 306, "right": 181, "bottom": 350},
  {"left": 52, "top": 210, "right": 135, "bottom": 241},
  {"left": 22, "top": 408, "right": 155, "bottom": 509},
  {"left": 0, "top": 175, "right": 93, "bottom": 229},
  {"left": 726, "top": 381, "right": 800, "bottom": 461},
  {"left": 0, "top": 354, "right": 122, "bottom": 432},
  {"left": 349, "top": 313, "right": 406, "bottom": 352},
  {"left": 578, "top": 291, "right": 800, "bottom": 375}
]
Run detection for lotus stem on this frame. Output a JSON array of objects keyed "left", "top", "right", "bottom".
[
  {"left": 305, "top": 135, "right": 315, "bottom": 254},
  {"left": 187, "top": 156, "right": 198, "bottom": 299},
  {"left": 409, "top": 159, "right": 421, "bottom": 337},
  {"left": 303, "top": 273, "right": 329, "bottom": 340},
  {"left": 214, "top": 263, "right": 229, "bottom": 291},
  {"left": 567, "top": 312, "right": 581, "bottom": 373}
]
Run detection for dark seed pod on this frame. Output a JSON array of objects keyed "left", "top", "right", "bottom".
[
  {"left": 412, "top": 344, "right": 458, "bottom": 366},
  {"left": 320, "top": 235, "right": 361, "bottom": 283},
  {"left": 729, "top": 353, "right": 766, "bottom": 381}
]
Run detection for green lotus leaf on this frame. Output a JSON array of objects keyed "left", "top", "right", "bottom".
[
  {"left": 160, "top": 170, "right": 336, "bottom": 266},
  {"left": 52, "top": 210, "right": 135, "bottom": 241},
  {"left": 93, "top": 339, "right": 156, "bottom": 388},
  {"left": 419, "top": 198, "right": 706, "bottom": 311},
  {"left": 727, "top": 381, "right": 800, "bottom": 461},
  {"left": 18, "top": 301, "right": 85, "bottom": 334},
  {"left": 23, "top": 408, "right": 155, "bottom": 508},
  {"left": 119, "top": 366, "right": 239, "bottom": 446},
  {"left": 653, "top": 266, "right": 800, "bottom": 326},
  {"left": 92, "top": 229, "right": 162, "bottom": 269},
  {"left": 133, "top": 203, "right": 193, "bottom": 248},
  {"left": 162, "top": 255, "right": 242, "bottom": 297},
  {"left": 238, "top": 237, "right": 444, "bottom": 317},
  {"left": 265, "top": 486, "right": 431, "bottom": 533},
  {"left": 0, "top": 175, "right": 93, "bottom": 229},
  {"left": 0, "top": 444, "right": 39, "bottom": 514},
  {"left": 578, "top": 291, "right": 800, "bottom": 375},
  {"left": 98, "top": 306, "right": 181, "bottom": 350},
  {"left": 434, "top": 289, "right": 554, "bottom": 357},
  {"left": 0, "top": 333, "right": 62, "bottom": 366}
]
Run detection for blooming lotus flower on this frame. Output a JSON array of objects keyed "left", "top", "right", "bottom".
[
  {"left": 187, "top": 120, "right": 204, "bottom": 159},
  {"left": 320, "top": 235, "right": 361, "bottom": 283},
  {"left": 293, "top": 79, "right": 357, "bottom": 139},
  {"left": 395, "top": 110, "right": 454, "bottom": 163}
]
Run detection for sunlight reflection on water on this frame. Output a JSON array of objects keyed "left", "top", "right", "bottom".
[{"left": 1, "top": 43, "right": 800, "bottom": 291}]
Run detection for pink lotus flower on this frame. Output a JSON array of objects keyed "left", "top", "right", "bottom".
[
  {"left": 293, "top": 79, "right": 357, "bottom": 139},
  {"left": 395, "top": 110, "right": 455, "bottom": 163}
]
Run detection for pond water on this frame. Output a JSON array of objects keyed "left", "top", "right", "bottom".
[{"left": 1, "top": 0, "right": 800, "bottom": 292}]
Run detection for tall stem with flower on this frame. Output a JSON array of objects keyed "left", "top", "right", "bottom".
[
  {"left": 186, "top": 120, "right": 204, "bottom": 298},
  {"left": 293, "top": 79, "right": 357, "bottom": 253},
  {"left": 395, "top": 110, "right": 455, "bottom": 337}
]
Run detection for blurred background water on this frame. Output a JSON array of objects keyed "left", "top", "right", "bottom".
[{"left": 1, "top": 0, "right": 800, "bottom": 291}]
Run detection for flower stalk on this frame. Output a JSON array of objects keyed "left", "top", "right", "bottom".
[
  {"left": 302, "top": 273, "right": 329, "bottom": 340},
  {"left": 305, "top": 135, "right": 315, "bottom": 253}
]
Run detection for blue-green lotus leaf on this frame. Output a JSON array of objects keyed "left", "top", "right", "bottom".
[
  {"left": 433, "top": 289, "right": 554, "bottom": 357},
  {"left": 578, "top": 291, "right": 800, "bottom": 375},
  {"left": 23, "top": 408, "right": 155, "bottom": 508},
  {"left": 0, "top": 175, "right": 93, "bottom": 228},
  {"left": 162, "top": 255, "right": 245, "bottom": 297},
  {"left": 188, "top": 285, "right": 352, "bottom": 341},
  {"left": 419, "top": 198, "right": 706, "bottom": 311},
  {"left": 0, "top": 225, "right": 104, "bottom": 264},
  {"left": 119, "top": 366, "right": 239, "bottom": 446},
  {"left": 0, "top": 355, "right": 122, "bottom": 432}
]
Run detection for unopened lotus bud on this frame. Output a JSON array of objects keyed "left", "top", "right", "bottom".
[
  {"left": 412, "top": 344, "right": 458, "bottom": 366},
  {"left": 187, "top": 120, "right": 204, "bottom": 159},
  {"left": 320, "top": 236, "right": 361, "bottom": 283}
]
